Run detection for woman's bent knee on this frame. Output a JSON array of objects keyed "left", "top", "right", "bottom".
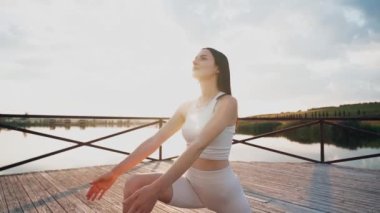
[
  {"left": 123, "top": 174, "right": 143, "bottom": 197},
  {"left": 122, "top": 173, "right": 172, "bottom": 204}
]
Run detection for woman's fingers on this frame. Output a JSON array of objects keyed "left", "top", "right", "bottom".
[
  {"left": 91, "top": 188, "right": 101, "bottom": 201},
  {"left": 87, "top": 184, "right": 101, "bottom": 201},
  {"left": 87, "top": 187, "right": 96, "bottom": 200},
  {"left": 98, "top": 188, "right": 107, "bottom": 200},
  {"left": 86, "top": 174, "right": 114, "bottom": 201},
  {"left": 86, "top": 185, "right": 94, "bottom": 200}
]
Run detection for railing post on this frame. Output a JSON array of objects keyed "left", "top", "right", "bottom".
[
  {"left": 320, "top": 119, "right": 325, "bottom": 163},
  {"left": 158, "top": 118, "right": 163, "bottom": 161}
]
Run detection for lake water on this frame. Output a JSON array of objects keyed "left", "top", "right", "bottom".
[{"left": 1, "top": 126, "right": 379, "bottom": 175}]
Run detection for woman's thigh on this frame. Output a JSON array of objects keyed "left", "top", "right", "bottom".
[
  {"left": 166, "top": 175, "right": 205, "bottom": 208},
  {"left": 186, "top": 166, "right": 252, "bottom": 212}
]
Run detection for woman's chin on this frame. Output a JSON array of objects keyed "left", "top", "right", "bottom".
[{"left": 192, "top": 72, "right": 200, "bottom": 79}]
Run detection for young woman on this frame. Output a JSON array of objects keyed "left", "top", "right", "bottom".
[{"left": 86, "top": 47, "right": 252, "bottom": 213}]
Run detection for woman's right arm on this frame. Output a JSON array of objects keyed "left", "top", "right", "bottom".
[
  {"left": 86, "top": 100, "right": 190, "bottom": 201},
  {"left": 110, "top": 100, "right": 189, "bottom": 178}
]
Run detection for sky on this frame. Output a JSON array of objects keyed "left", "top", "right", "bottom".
[{"left": 1, "top": 0, "right": 379, "bottom": 117}]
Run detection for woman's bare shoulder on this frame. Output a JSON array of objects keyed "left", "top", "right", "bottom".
[
  {"left": 215, "top": 94, "right": 238, "bottom": 115},
  {"left": 218, "top": 93, "right": 237, "bottom": 105}
]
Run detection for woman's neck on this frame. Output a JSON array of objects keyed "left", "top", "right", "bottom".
[{"left": 199, "top": 78, "right": 219, "bottom": 100}]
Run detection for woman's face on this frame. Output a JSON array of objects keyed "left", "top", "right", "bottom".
[{"left": 192, "top": 48, "right": 219, "bottom": 80}]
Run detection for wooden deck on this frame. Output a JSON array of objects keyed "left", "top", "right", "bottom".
[{"left": 0, "top": 160, "right": 379, "bottom": 213}]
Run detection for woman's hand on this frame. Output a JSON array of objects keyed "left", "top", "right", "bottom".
[
  {"left": 123, "top": 184, "right": 160, "bottom": 213},
  {"left": 86, "top": 171, "right": 118, "bottom": 201}
]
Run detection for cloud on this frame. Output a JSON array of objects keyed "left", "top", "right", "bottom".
[
  {"left": 344, "top": 0, "right": 380, "bottom": 31},
  {"left": 163, "top": 0, "right": 380, "bottom": 112},
  {"left": 163, "top": 0, "right": 380, "bottom": 60},
  {"left": 0, "top": 0, "right": 197, "bottom": 115},
  {"left": 0, "top": 0, "right": 379, "bottom": 116}
]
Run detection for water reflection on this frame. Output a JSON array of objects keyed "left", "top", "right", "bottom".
[
  {"left": 237, "top": 120, "right": 380, "bottom": 150},
  {"left": 0, "top": 123, "right": 379, "bottom": 176}
]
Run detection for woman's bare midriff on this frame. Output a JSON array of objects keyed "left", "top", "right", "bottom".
[{"left": 191, "top": 158, "right": 229, "bottom": 171}]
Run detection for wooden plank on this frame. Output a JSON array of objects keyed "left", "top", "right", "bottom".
[
  {"left": 0, "top": 174, "right": 9, "bottom": 213},
  {"left": 251, "top": 162, "right": 380, "bottom": 190},
  {"left": 232, "top": 163, "right": 339, "bottom": 212},
  {"left": 0, "top": 175, "right": 23, "bottom": 213},
  {"left": 18, "top": 173, "right": 63, "bottom": 212},
  {"left": 6, "top": 175, "right": 38, "bottom": 213},
  {"left": 0, "top": 161, "right": 379, "bottom": 212},
  {"left": 234, "top": 162, "right": 380, "bottom": 209},
  {"left": 232, "top": 162, "right": 376, "bottom": 211},
  {"left": 57, "top": 166, "right": 122, "bottom": 212},
  {"left": 233, "top": 164, "right": 360, "bottom": 212},
  {"left": 35, "top": 171, "right": 92, "bottom": 212},
  {"left": 256, "top": 162, "right": 379, "bottom": 185}
]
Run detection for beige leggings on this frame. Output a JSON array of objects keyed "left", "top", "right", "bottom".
[{"left": 167, "top": 165, "right": 252, "bottom": 212}]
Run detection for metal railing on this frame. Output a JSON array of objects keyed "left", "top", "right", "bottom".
[
  {"left": 0, "top": 113, "right": 379, "bottom": 172},
  {"left": 0, "top": 114, "right": 177, "bottom": 172},
  {"left": 236, "top": 117, "right": 380, "bottom": 164}
]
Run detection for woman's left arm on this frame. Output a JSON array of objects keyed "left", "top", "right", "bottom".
[{"left": 123, "top": 96, "right": 237, "bottom": 213}]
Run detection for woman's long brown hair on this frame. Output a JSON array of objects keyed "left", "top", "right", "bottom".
[{"left": 203, "top": 47, "right": 232, "bottom": 95}]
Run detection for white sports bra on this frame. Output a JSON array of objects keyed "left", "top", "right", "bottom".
[{"left": 181, "top": 91, "right": 236, "bottom": 160}]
